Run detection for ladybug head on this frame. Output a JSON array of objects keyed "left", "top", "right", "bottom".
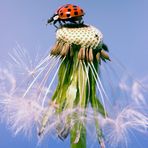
[{"left": 47, "top": 14, "right": 59, "bottom": 24}]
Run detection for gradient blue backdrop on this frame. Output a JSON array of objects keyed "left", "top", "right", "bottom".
[{"left": 0, "top": 0, "right": 148, "bottom": 148}]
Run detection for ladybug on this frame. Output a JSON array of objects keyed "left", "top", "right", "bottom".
[{"left": 47, "top": 4, "right": 85, "bottom": 28}]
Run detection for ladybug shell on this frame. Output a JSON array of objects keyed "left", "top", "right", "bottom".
[{"left": 56, "top": 4, "right": 85, "bottom": 20}]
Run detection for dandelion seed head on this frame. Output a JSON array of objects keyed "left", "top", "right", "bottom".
[{"left": 56, "top": 26, "right": 103, "bottom": 49}]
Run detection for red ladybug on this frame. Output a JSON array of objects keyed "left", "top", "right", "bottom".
[{"left": 47, "top": 4, "right": 85, "bottom": 28}]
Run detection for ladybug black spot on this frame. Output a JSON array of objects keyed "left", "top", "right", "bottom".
[
  {"left": 65, "top": 5, "right": 69, "bottom": 8},
  {"left": 60, "top": 13, "right": 63, "bottom": 16},
  {"left": 66, "top": 14, "right": 71, "bottom": 17},
  {"left": 68, "top": 9, "right": 71, "bottom": 12},
  {"left": 74, "top": 8, "right": 77, "bottom": 11},
  {"left": 80, "top": 9, "right": 83, "bottom": 13},
  {"left": 73, "top": 5, "right": 77, "bottom": 8},
  {"left": 74, "top": 11, "right": 78, "bottom": 15}
]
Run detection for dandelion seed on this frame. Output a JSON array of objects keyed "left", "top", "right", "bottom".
[
  {"left": 0, "top": 68, "right": 16, "bottom": 94},
  {"left": 118, "top": 75, "right": 147, "bottom": 105},
  {"left": 8, "top": 45, "right": 38, "bottom": 78},
  {"left": 0, "top": 93, "right": 44, "bottom": 137},
  {"left": 100, "top": 106, "right": 148, "bottom": 147},
  {"left": 131, "top": 81, "right": 146, "bottom": 105}
]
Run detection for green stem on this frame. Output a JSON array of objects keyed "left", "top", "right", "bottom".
[
  {"left": 70, "top": 46, "right": 87, "bottom": 148},
  {"left": 70, "top": 125, "right": 86, "bottom": 148}
]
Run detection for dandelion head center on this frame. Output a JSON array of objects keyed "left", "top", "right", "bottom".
[{"left": 56, "top": 26, "right": 103, "bottom": 49}]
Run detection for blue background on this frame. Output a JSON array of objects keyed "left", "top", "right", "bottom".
[{"left": 0, "top": 0, "right": 148, "bottom": 148}]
